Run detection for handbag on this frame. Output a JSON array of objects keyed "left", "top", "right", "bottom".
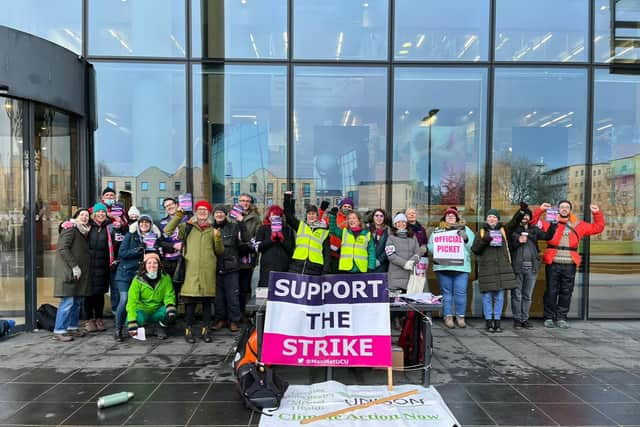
[{"left": 407, "top": 271, "right": 426, "bottom": 294}]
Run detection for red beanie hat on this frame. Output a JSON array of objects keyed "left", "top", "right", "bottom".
[
  {"left": 442, "top": 206, "right": 459, "bottom": 221},
  {"left": 194, "top": 200, "right": 213, "bottom": 213}
]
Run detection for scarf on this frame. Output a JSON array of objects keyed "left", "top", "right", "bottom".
[
  {"left": 71, "top": 218, "right": 91, "bottom": 235},
  {"left": 396, "top": 229, "right": 408, "bottom": 237}
]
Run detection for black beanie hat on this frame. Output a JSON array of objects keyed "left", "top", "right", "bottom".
[
  {"left": 306, "top": 205, "right": 318, "bottom": 214},
  {"left": 102, "top": 186, "right": 116, "bottom": 196}
]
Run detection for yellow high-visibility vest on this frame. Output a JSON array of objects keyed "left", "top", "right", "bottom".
[
  {"left": 339, "top": 230, "right": 370, "bottom": 272},
  {"left": 292, "top": 222, "right": 329, "bottom": 264}
]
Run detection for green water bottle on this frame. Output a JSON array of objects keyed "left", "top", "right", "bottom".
[{"left": 97, "top": 391, "right": 134, "bottom": 409}]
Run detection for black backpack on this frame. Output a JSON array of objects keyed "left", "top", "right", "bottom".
[
  {"left": 236, "top": 362, "right": 288, "bottom": 414},
  {"left": 36, "top": 304, "right": 58, "bottom": 331},
  {"left": 233, "top": 325, "right": 288, "bottom": 414}
]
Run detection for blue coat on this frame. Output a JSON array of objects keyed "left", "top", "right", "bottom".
[{"left": 114, "top": 232, "right": 146, "bottom": 291}]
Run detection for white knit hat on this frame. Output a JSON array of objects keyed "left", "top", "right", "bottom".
[
  {"left": 393, "top": 213, "right": 408, "bottom": 224},
  {"left": 128, "top": 206, "right": 140, "bottom": 217}
]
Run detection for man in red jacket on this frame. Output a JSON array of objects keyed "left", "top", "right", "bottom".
[{"left": 532, "top": 200, "right": 605, "bottom": 328}]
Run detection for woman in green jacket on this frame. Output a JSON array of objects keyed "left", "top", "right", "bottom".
[
  {"left": 126, "top": 252, "right": 176, "bottom": 340},
  {"left": 163, "top": 200, "right": 224, "bottom": 343}
]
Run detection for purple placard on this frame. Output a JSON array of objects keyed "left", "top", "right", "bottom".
[
  {"left": 546, "top": 207, "right": 559, "bottom": 222},
  {"left": 267, "top": 271, "right": 388, "bottom": 306},
  {"left": 229, "top": 204, "right": 243, "bottom": 219},
  {"left": 178, "top": 193, "right": 193, "bottom": 211},
  {"left": 110, "top": 204, "right": 123, "bottom": 217},
  {"left": 489, "top": 229, "right": 503, "bottom": 246},
  {"left": 271, "top": 216, "right": 282, "bottom": 232}
]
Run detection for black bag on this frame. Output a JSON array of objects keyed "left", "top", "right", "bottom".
[
  {"left": 236, "top": 362, "right": 288, "bottom": 414},
  {"left": 36, "top": 303, "right": 58, "bottom": 331},
  {"left": 172, "top": 224, "right": 193, "bottom": 285}
]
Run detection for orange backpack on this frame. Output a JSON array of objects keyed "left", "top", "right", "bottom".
[{"left": 233, "top": 325, "right": 258, "bottom": 374}]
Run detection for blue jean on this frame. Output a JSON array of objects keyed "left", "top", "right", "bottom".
[
  {"left": 436, "top": 271, "right": 469, "bottom": 317},
  {"left": 53, "top": 296, "right": 84, "bottom": 334},
  {"left": 115, "top": 291, "right": 129, "bottom": 330},
  {"left": 483, "top": 290, "right": 505, "bottom": 320},
  {"left": 511, "top": 267, "right": 537, "bottom": 322}
]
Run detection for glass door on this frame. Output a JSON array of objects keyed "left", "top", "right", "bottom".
[{"left": 0, "top": 97, "right": 26, "bottom": 326}]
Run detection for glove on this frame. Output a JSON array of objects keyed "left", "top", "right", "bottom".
[
  {"left": 457, "top": 229, "right": 469, "bottom": 242},
  {"left": 320, "top": 200, "right": 330, "bottom": 211},
  {"left": 384, "top": 245, "right": 396, "bottom": 256},
  {"left": 519, "top": 201, "right": 529, "bottom": 214},
  {"left": 128, "top": 321, "right": 138, "bottom": 336},
  {"left": 60, "top": 220, "right": 74, "bottom": 230},
  {"left": 375, "top": 259, "right": 381, "bottom": 268},
  {"left": 403, "top": 260, "right": 415, "bottom": 271},
  {"left": 330, "top": 207, "right": 339, "bottom": 215},
  {"left": 483, "top": 231, "right": 493, "bottom": 242},
  {"left": 166, "top": 305, "right": 176, "bottom": 323},
  {"left": 72, "top": 266, "right": 81, "bottom": 280}
]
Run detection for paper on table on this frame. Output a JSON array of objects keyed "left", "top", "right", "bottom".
[{"left": 133, "top": 327, "right": 146, "bottom": 341}]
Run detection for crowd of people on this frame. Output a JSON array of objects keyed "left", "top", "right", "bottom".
[{"left": 51, "top": 186, "right": 605, "bottom": 343}]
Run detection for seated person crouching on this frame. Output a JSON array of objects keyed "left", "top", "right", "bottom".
[{"left": 126, "top": 252, "right": 177, "bottom": 339}]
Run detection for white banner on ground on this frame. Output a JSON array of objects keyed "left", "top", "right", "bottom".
[{"left": 259, "top": 381, "right": 459, "bottom": 427}]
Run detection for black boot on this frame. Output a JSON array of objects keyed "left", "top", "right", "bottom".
[
  {"left": 486, "top": 320, "right": 495, "bottom": 333},
  {"left": 201, "top": 326, "right": 212, "bottom": 343},
  {"left": 185, "top": 326, "right": 196, "bottom": 344},
  {"left": 114, "top": 327, "right": 124, "bottom": 342},
  {"left": 157, "top": 323, "right": 168, "bottom": 340},
  {"left": 493, "top": 319, "right": 502, "bottom": 333}
]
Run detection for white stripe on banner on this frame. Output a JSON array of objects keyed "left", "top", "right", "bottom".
[
  {"left": 264, "top": 300, "right": 390, "bottom": 337},
  {"left": 258, "top": 381, "right": 460, "bottom": 427}
]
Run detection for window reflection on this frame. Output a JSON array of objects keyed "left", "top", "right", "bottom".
[
  {"left": 34, "top": 106, "right": 78, "bottom": 312},
  {"left": 294, "top": 0, "right": 388, "bottom": 60},
  {"left": 393, "top": 68, "right": 487, "bottom": 225},
  {"left": 293, "top": 67, "right": 387, "bottom": 214},
  {"left": 595, "top": 0, "right": 640, "bottom": 63},
  {"left": 590, "top": 70, "right": 640, "bottom": 317},
  {"left": 192, "top": 0, "right": 287, "bottom": 59},
  {"left": 94, "top": 63, "right": 186, "bottom": 220},
  {"left": 394, "top": 0, "right": 489, "bottom": 61},
  {"left": 0, "top": 0, "right": 82, "bottom": 54},
  {"left": 492, "top": 68, "right": 587, "bottom": 318},
  {"left": 495, "top": 0, "right": 588, "bottom": 62},
  {"left": 192, "top": 65, "right": 287, "bottom": 213},
  {"left": 0, "top": 98, "right": 25, "bottom": 324},
  {"left": 89, "top": 0, "right": 186, "bottom": 57}
]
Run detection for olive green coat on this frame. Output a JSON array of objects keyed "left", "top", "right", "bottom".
[
  {"left": 164, "top": 214, "right": 224, "bottom": 297},
  {"left": 54, "top": 227, "right": 91, "bottom": 297}
]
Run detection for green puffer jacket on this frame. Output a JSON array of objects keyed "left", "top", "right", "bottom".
[
  {"left": 126, "top": 273, "right": 176, "bottom": 323},
  {"left": 471, "top": 224, "right": 518, "bottom": 292},
  {"left": 163, "top": 213, "right": 224, "bottom": 297}
]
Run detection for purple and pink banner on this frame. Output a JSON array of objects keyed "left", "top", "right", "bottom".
[{"left": 262, "top": 272, "right": 391, "bottom": 367}]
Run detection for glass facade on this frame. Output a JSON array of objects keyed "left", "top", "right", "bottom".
[{"left": 3, "top": 1, "right": 640, "bottom": 319}]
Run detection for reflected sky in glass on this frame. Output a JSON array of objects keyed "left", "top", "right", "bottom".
[
  {"left": 492, "top": 68, "right": 587, "bottom": 208},
  {"left": 394, "top": 0, "right": 489, "bottom": 61},
  {"left": 294, "top": 0, "right": 388, "bottom": 60},
  {"left": 89, "top": 0, "right": 186, "bottom": 57},
  {"left": 1, "top": 0, "right": 82, "bottom": 54},
  {"left": 192, "top": 65, "right": 287, "bottom": 206},
  {"left": 293, "top": 67, "right": 387, "bottom": 211},
  {"left": 495, "top": 0, "right": 588, "bottom": 62},
  {"left": 93, "top": 62, "right": 186, "bottom": 219},
  {"left": 192, "top": 0, "right": 287, "bottom": 59},
  {"left": 392, "top": 67, "right": 487, "bottom": 218}
]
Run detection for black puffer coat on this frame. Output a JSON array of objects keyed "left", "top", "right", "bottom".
[
  {"left": 471, "top": 223, "right": 518, "bottom": 292},
  {"left": 88, "top": 219, "right": 114, "bottom": 295},
  {"left": 256, "top": 224, "right": 296, "bottom": 287}
]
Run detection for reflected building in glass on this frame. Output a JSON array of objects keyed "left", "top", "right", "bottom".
[{"left": 1, "top": 0, "right": 640, "bottom": 326}]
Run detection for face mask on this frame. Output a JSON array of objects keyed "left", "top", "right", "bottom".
[
  {"left": 146, "top": 271, "right": 158, "bottom": 280},
  {"left": 103, "top": 199, "right": 115, "bottom": 206}
]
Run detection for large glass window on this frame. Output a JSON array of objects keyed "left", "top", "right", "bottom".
[
  {"left": 0, "top": 0, "right": 82, "bottom": 54},
  {"left": 495, "top": 0, "right": 588, "bottom": 62},
  {"left": 293, "top": 67, "right": 387, "bottom": 213},
  {"left": 594, "top": 0, "right": 640, "bottom": 63},
  {"left": 34, "top": 106, "right": 78, "bottom": 314},
  {"left": 589, "top": 70, "right": 640, "bottom": 318},
  {"left": 88, "top": 0, "right": 186, "bottom": 57},
  {"left": 192, "top": 65, "right": 287, "bottom": 213},
  {"left": 392, "top": 68, "right": 487, "bottom": 226},
  {"left": 492, "top": 68, "right": 588, "bottom": 318},
  {"left": 192, "top": 0, "right": 287, "bottom": 59},
  {"left": 394, "top": 0, "right": 489, "bottom": 61},
  {"left": 94, "top": 63, "right": 186, "bottom": 220},
  {"left": 0, "top": 98, "right": 25, "bottom": 325},
  {"left": 293, "top": 0, "right": 388, "bottom": 60}
]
